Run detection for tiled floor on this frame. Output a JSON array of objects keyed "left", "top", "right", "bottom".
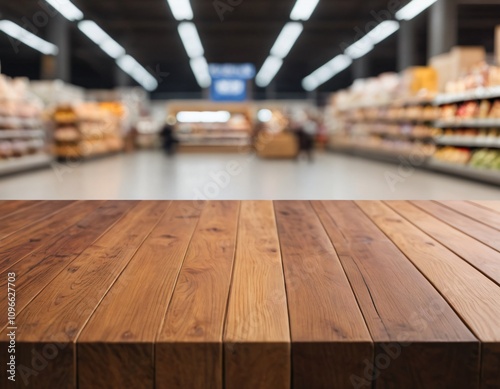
[{"left": 0, "top": 150, "right": 499, "bottom": 199}]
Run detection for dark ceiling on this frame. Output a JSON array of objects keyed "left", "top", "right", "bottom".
[{"left": 0, "top": 0, "right": 499, "bottom": 99}]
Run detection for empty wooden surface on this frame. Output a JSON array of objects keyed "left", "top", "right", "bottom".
[
  {"left": 224, "top": 201, "right": 290, "bottom": 389},
  {"left": 275, "top": 201, "right": 372, "bottom": 388},
  {"left": 0, "top": 201, "right": 498, "bottom": 389},
  {"left": 357, "top": 201, "right": 500, "bottom": 389},
  {"left": 156, "top": 201, "right": 240, "bottom": 389},
  {"left": 314, "top": 201, "right": 479, "bottom": 389}
]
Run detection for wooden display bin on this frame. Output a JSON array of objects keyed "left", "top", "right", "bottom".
[{"left": 256, "top": 131, "right": 299, "bottom": 159}]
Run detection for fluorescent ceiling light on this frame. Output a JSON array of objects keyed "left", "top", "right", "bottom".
[
  {"left": 176, "top": 111, "right": 231, "bottom": 123},
  {"left": 166, "top": 0, "right": 194, "bottom": 20},
  {"left": 270, "top": 22, "right": 304, "bottom": 59},
  {"left": 190, "top": 56, "right": 212, "bottom": 88},
  {"left": 290, "top": 0, "right": 320, "bottom": 21},
  {"left": 0, "top": 20, "right": 58, "bottom": 55},
  {"left": 302, "top": 54, "right": 352, "bottom": 91},
  {"left": 178, "top": 22, "right": 204, "bottom": 59},
  {"left": 345, "top": 36, "right": 373, "bottom": 59},
  {"left": 255, "top": 56, "right": 283, "bottom": 88},
  {"left": 45, "top": 0, "right": 84, "bottom": 21},
  {"left": 116, "top": 55, "right": 158, "bottom": 91},
  {"left": 100, "top": 39, "right": 126, "bottom": 59},
  {"left": 345, "top": 21, "right": 399, "bottom": 59},
  {"left": 396, "top": 0, "right": 438, "bottom": 21},
  {"left": 78, "top": 21, "right": 125, "bottom": 59},
  {"left": 365, "top": 20, "right": 400, "bottom": 45}
]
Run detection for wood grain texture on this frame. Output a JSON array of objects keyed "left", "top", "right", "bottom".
[
  {"left": 0, "top": 201, "right": 104, "bottom": 274},
  {"left": 0, "top": 201, "right": 134, "bottom": 321},
  {"left": 224, "top": 201, "right": 290, "bottom": 389},
  {"left": 314, "top": 201, "right": 479, "bottom": 389},
  {"left": 386, "top": 201, "right": 500, "bottom": 286},
  {"left": 275, "top": 201, "right": 372, "bottom": 389},
  {"left": 0, "top": 201, "right": 497, "bottom": 389},
  {"left": 0, "top": 201, "right": 74, "bottom": 240},
  {"left": 77, "top": 201, "right": 203, "bottom": 389},
  {"left": 1, "top": 201, "right": 167, "bottom": 388},
  {"left": 413, "top": 201, "right": 500, "bottom": 252},
  {"left": 0, "top": 201, "right": 43, "bottom": 220},
  {"left": 358, "top": 200, "right": 500, "bottom": 389},
  {"left": 471, "top": 201, "right": 500, "bottom": 214},
  {"left": 439, "top": 201, "right": 500, "bottom": 231},
  {"left": 156, "top": 201, "right": 240, "bottom": 389}
]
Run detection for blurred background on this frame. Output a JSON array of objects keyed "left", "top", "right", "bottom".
[{"left": 0, "top": 0, "right": 500, "bottom": 199}]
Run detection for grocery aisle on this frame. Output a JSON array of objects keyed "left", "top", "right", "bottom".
[{"left": 0, "top": 151, "right": 498, "bottom": 199}]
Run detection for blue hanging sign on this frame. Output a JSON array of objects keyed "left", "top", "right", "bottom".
[{"left": 209, "top": 63, "right": 255, "bottom": 102}]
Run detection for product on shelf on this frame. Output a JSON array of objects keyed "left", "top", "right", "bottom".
[
  {"left": 0, "top": 74, "right": 52, "bottom": 174},
  {"left": 52, "top": 102, "right": 124, "bottom": 159},
  {"left": 434, "top": 147, "right": 472, "bottom": 165},
  {"left": 469, "top": 149, "right": 500, "bottom": 169},
  {"left": 168, "top": 104, "right": 253, "bottom": 150}
]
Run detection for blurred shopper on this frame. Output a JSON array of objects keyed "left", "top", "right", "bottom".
[
  {"left": 161, "top": 116, "right": 179, "bottom": 155},
  {"left": 297, "top": 114, "right": 317, "bottom": 162}
]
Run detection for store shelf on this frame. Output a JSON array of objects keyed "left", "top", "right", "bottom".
[
  {"left": 435, "top": 119, "right": 500, "bottom": 128},
  {"left": 435, "top": 137, "right": 500, "bottom": 148},
  {"left": 329, "top": 144, "right": 432, "bottom": 164},
  {"left": 0, "top": 153, "right": 52, "bottom": 176},
  {"left": 435, "top": 87, "right": 500, "bottom": 105},
  {"left": 0, "top": 129, "right": 46, "bottom": 139},
  {"left": 427, "top": 159, "right": 500, "bottom": 185}
]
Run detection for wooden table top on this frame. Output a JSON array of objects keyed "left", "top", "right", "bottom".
[{"left": 0, "top": 201, "right": 499, "bottom": 389}]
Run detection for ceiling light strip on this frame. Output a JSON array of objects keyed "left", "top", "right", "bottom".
[
  {"left": 166, "top": 0, "right": 194, "bottom": 21},
  {"left": 0, "top": 20, "right": 59, "bottom": 55},
  {"left": 302, "top": 20, "right": 400, "bottom": 90},
  {"left": 45, "top": 0, "right": 84, "bottom": 21},
  {"left": 395, "top": 0, "right": 438, "bottom": 21},
  {"left": 116, "top": 55, "right": 159, "bottom": 91},
  {"left": 256, "top": 0, "right": 320, "bottom": 88},
  {"left": 78, "top": 20, "right": 125, "bottom": 59},
  {"left": 166, "top": 1, "right": 211, "bottom": 89}
]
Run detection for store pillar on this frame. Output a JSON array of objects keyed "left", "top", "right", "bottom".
[
  {"left": 352, "top": 55, "right": 370, "bottom": 81},
  {"left": 398, "top": 18, "right": 417, "bottom": 72},
  {"left": 41, "top": 14, "right": 70, "bottom": 82},
  {"left": 428, "top": 0, "right": 458, "bottom": 58}
]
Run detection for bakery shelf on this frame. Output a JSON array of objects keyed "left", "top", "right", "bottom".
[
  {"left": 0, "top": 129, "right": 46, "bottom": 139},
  {"left": 0, "top": 153, "right": 52, "bottom": 176},
  {"left": 427, "top": 159, "right": 500, "bottom": 185},
  {"left": 435, "top": 119, "right": 500, "bottom": 128},
  {"left": 435, "top": 87, "right": 500, "bottom": 105}
]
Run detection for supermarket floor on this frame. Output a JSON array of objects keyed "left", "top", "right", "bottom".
[{"left": 1, "top": 150, "right": 499, "bottom": 199}]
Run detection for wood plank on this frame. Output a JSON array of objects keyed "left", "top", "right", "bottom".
[
  {"left": 224, "top": 201, "right": 290, "bottom": 389},
  {"left": 274, "top": 201, "right": 372, "bottom": 388},
  {"left": 470, "top": 201, "right": 500, "bottom": 214},
  {"left": 77, "top": 201, "right": 203, "bottom": 389},
  {"left": 0, "top": 201, "right": 43, "bottom": 220},
  {"left": 0, "top": 201, "right": 167, "bottom": 389},
  {"left": 0, "top": 201, "right": 74, "bottom": 240},
  {"left": 358, "top": 200, "right": 500, "bottom": 389},
  {"left": 0, "top": 201, "right": 135, "bottom": 318},
  {"left": 413, "top": 201, "right": 500, "bottom": 252},
  {"left": 437, "top": 201, "right": 500, "bottom": 231},
  {"left": 0, "top": 201, "right": 104, "bottom": 274},
  {"left": 386, "top": 201, "right": 500, "bottom": 286},
  {"left": 314, "top": 201, "right": 479, "bottom": 389},
  {"left": 156, "top": 201, "right": 240, "bottom": 389}
]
